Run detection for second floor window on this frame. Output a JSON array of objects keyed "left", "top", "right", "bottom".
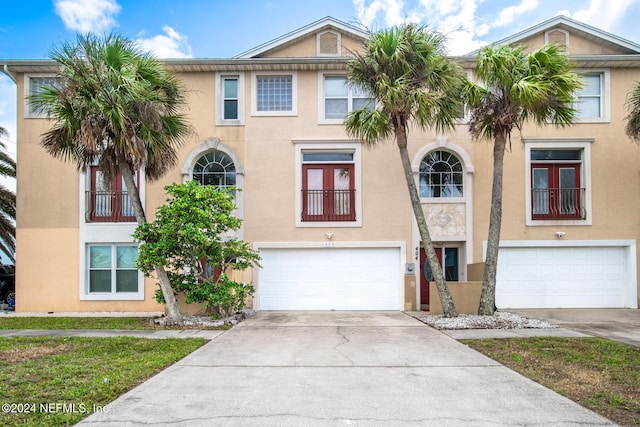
[
  {"left": 222, "top": 77, "right": 239, "bottom": 120},
  {"left": 419, "top": 150, "right": 463, "bottom": 198},
  {"left": 302, "top": 152, "right": 355, "bottom": 222},
  {"left": 256, "top": 74, "right": 293, "bottom": 112},
  {"left": 323, "top": 75, "right": 375, "bottom": 121},
  {"left": 27, "top": 76, "right": 61, "bottom": 117},
  {"left": 86, "top": 167, "right": 137, "bottom": 223},
  {"left": 192, "top": 151, "right": 236, "bottom": 188},
  {"left": 576, "top": 73, "right": 603, "bottom": 119},
  {"left": 531, "top": 149, "right": 585, "bottom": 220}
]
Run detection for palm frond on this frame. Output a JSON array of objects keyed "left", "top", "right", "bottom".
[
  {"left": 32, "top": 32, "right": 191, "bottom": 188},
  {"left": 626, "top": 82, "right": 640, "bottom": 142}
]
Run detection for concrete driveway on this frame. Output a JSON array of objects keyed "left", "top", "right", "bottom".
[{"left": 78, "top": 311, "right": 613, "bottom": 426}]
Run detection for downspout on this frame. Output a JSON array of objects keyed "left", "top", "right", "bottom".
[{"left": 2, "top": 65, "right": 17, "bottom": 83}]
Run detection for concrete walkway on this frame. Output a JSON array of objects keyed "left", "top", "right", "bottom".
[
  {"left": 76, "top": 311, "right": 614, "bottom": 426},
  {"left": 512, "top": 308, "right": 640, "bottom": 348}
]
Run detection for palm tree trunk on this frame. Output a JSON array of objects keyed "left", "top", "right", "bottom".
[
  {"left": 119, "top": 158, "right": 183, "bottom": 323},
  {"left": 396, "top": 128, "right": 457, "bottom": 317},
  {"left": 479, "top": 132, "right": 507, "bottom": 315}
]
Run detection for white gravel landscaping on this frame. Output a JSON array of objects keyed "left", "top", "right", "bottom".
[{"left": 410, "top": 311, "right": 557, "bottom": 330}]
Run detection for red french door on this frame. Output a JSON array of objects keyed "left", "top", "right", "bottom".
[
  {"left": 531, "top": 163, "right": 581, "bottom": 219},
  {"left": 302, "top": 164, "right": 355, "bottom": 221},
  {"left": 89, "top": 167, "right": 137, "bottom": 222}
]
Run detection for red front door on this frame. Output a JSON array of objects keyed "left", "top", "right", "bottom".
[{"left": 419, "top": 247, "right": 443, "bottom": 309}]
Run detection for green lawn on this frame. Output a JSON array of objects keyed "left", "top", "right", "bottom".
[
  {"left": 0, "top": 336, "right": 205, "bottom": 426},
  {"left": 465, "top": 337, "right": 640, "bottom": 426},
  {"left": 0, "top": 317, "right": 157, "bottom": 330}
]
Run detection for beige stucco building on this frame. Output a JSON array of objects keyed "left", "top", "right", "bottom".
[{"left": 1, "top": 16, "right": 639, "bottom": 313}]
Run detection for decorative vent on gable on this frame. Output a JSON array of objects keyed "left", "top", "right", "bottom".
[
  {"left": 545, "top": 29, "right": 569, "bottom": 53},
  {"left": 318, "top": 30, "right": 341, "bottom": 56}
]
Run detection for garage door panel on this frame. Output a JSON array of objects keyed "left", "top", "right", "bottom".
[
  {"left": 258, "top": 247, "right": 400, "bottom": 310},
  {"left": 497, "top": 246, "right": 631, "bottom": 309}
]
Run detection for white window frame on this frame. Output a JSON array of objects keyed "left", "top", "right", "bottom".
[
  {"left": 215, "top": 72, "right": 245, "bottom": 126},
  {"left": 82, "top": 243, "right": 144, "bottom": 300},
  {"left": 251, "top": 71, "right": 297, "bottom": 116},
  {"left": 318, "top": 72, "right": 375, "bottom": 124},
  {"left": 24, "top": 74, "right": 61, "bottom": 118},
  {"left": 418, "top": 150, "right": 465, "bottom": 199},
  {"left": 575, "top": 70, "right": 610, "bottom": 123},
  {"left": 294, "top": 140, "right": 362, "bottom": 228},
  {"left": 524, "top": 138, "right": 593, "bottom": 226},
  {"left": 79, "top": 167, "right": 145, "bottom": 300}
]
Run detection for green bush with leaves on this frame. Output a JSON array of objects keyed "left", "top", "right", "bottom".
[{"left": 134, "top": 181, "right": 260, "bottom": 317}]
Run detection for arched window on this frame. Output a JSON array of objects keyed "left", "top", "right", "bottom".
[
  {"left": 419, "top": 150, "right": 463, "bottom": 197},
  {"left": 192, "top": 151, "right": 236, "bottom": 188}
]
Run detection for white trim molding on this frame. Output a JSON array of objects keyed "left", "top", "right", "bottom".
[
  {"left": 524, "top": 138, "right": 593, "bottom": 226},
  {"left": 293, "top": 139, "right": 363, "bottom": 228}
]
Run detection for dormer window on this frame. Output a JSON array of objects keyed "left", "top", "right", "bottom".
[{"left": 317, "top": 30, "right": 341, "bottom": 56}]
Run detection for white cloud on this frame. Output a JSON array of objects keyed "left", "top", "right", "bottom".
[
  {"left": 135, "top": 26, "right": 193, "bottom": 58},
  {"left": 570, "top": 0, "right": 635, "bottom": 31},
  {"left": 54, "top": 0, "right": 121, "bottom": 33},
  {"left": 353, "top": 0, "right": 409, "bottom": 29},
  {"left": 493, "top": 0, "right": 539, "bottom": 27},
  {"left": 353, "top": 0, "right": 487, "bottom": 54}
]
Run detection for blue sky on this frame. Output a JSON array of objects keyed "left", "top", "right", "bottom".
[{"left": 1, "top": 0, "right": 640, "bottom": 161}]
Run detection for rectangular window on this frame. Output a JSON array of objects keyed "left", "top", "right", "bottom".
[
  {"left": 530, "top": 150, "right": 584, "bottom": 220},
  {"left": 223, "top": 77, "right": 239, "bottom": 120},
  {"left": 576, "top": 73, "right": 602, "bottom": 119},
  {"left": 251, "top": 72, "right": 297, "bottom": 116},
  {"left": 87, "top": 166, "right": 137, "bottom": 223},
  {"left": 216, "top": 72, "right": 244, "bottom": 125},
  {"left": 26, "top": 76, "right": 61, "bottom": 117},
  {"left": 322, "top": 75, "right": 374, "bottom": 121},
  {"left": 256, "top": 75, "right": 292, "bottom": 112},
  {"left": 88, "top": 244, "right": 139, "bottom": 294},
  {"left": 302, "top": 152, "right": 356, "bottom": 222}
]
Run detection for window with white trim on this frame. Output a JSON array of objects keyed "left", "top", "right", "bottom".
[
  {"left": 302, "top": 151, "right": 356, "bottom": 222},
  {"left": 216, "top": 72, "right": 244, "bottom": 125},
  {"left": 87, "top": 244, "right": 140, "bottom": 294},
  {"left": 252, "top": 72, "right": 297, "bottom": 115},
  {"left": 192, "top": 151, "right": 236, "bottom": 188},
  {"left": 530, "top": 149, "right": 585, "bottom": 220},
  {"left": 25, "top": 75, "right": 61, "bottom": 117},
  {"left": 419, "top": 150, "right": 463, "bottom": 198},
  {"left": 295, "top": 141, "right": 362, "bottom": 228},
  {"left": 223, "top": 77, "right": 239, "bottom": 120},
  {"left": 320, "top": 74, "right": 375, "bottom": 122},
  {"left": 575, "top": 71, "right": 609, "bottom": 122},
  {"left": 524, "top": 139, "right": 592, "bottom": 226}
]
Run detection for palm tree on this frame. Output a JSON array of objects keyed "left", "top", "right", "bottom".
[
  {"left": 345, "top": 24, "right": 466, "bottom": 317},
  {"left": 466, "top": 43, "right": 582, "bottom": 315},
  {"left": 30, "top": 34, "right": 190, "bottom": 323},
  {"left": 625, "top": 81, "right": 640, "bottom": 141},
  {"left": 0, "top": 127, "right": 16, "bottom": 263}
]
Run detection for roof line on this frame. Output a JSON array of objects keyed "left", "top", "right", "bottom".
[
  {"left": 234, "top": 16, "right": 368, "bottom": 59},
  {"left": 464, "top": 15, "right": 640, "bottom": 56}
]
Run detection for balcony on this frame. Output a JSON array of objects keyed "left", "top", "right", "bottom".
[
  {"left": 532, "top": 187, "right": 586, "bottom": 220},
  {"left": 86, "top": 191, "right": 136, "bottom": 223},
  {"left": 302, "top": 189, "right": 356, "bottom": 222}
]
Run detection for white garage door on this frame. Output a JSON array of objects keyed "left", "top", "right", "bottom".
[
  {"left": 258, "top": 247, "right": 401, "bottom": 310},
  {"left": 496, "top": 245, "right": 634, "bottom": 308}
]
